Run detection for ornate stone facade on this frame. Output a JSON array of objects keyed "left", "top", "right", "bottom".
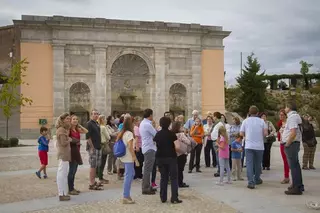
[{"left": 12, "top": 15, "right": 230, "bottom": 132}]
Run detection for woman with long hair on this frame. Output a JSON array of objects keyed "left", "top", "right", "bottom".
[
  {"left": 154, "top": 117, "right": 182, "bottom": 204},
  {"left": 203, "top": 116, "right": 216, "bottom": 168},
  {"left": 117, "top": 116, "right": 138, "bottom": 204},
  {"left": 97, "top": 115, "right": 111, "bottom": 184},
  {"left": 188, "top": 117, "right": 204, "bottom": 173},
  {"left": 68, "top": 115, "right": 88, "bottom": 195},
  {"left": 171, "top": 121, "right": 191, "bottom": 188},
  {"left": 106, "top": 115, "right": 119, "bottom": 174},
  {"left": 133, "top": 116, "right": 144, "bottom": 180},
  {"left": 277, "top": 110, "right": 290, "bottom": 184},
  {"left": 56, "top": 112, "right": 72, "bottom": 201}
]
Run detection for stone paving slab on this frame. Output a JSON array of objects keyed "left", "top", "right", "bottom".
[
  {"left": 24, "top": 188, "right": 236, "bottom": 213},
  {"left": 0, "top": 168, "right": 123, "bottom": 204}
]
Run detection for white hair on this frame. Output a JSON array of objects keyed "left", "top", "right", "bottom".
[{"left": 192, "top": 110, "right": 199, "bottom": 115}]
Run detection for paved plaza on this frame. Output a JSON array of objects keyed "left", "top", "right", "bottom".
[{"left": 0, "top": 140, "right": 319, "bottom": 213}]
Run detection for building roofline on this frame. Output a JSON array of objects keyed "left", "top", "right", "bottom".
[
  {"left": 13, "top": 15, "right": 231, "bottom": 38},
  {"left": 0, "top": 25, "right": 14, "bottom": 31}
]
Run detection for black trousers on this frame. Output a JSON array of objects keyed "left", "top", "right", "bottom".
[
  {"left": 262, "top": 143, "right": 273, "bottom": 168},
  {"left": 189, "top": 144, "right": 203, "bottom": 171},
  {"left": 229, "top": 145, "right": 232, "bottom": 169},
  {"left": 157, "top": 157, "right": 179, "bottom": 202},
  {"left": 134, "top": 148, "right": 144, "bottom": 179},
  {"left": 204, "top": 140, "right": 216, "bottom": 167},
  {"left": 177, "top": 154, "right": 187, "bottom": 186},
  {"left": 97, "top": 153, "right": 107, "bottom": 179}
]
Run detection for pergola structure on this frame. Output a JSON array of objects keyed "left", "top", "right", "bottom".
[{"left": 263, "top": 73, "right": 320, "bottom": 90}]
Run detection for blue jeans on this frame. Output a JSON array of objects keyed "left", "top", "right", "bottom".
[
  {"left": 68, "top": 162, "right": 78, "bottom": 191},
  {"left": 284, "top": 142, "right": 303, "bottom": 190},
  {"left": 123, "top": 162, "right": 135, "bottom": 198},
  {"left": 245, "top": 149, "right": 263, "bottom": 186}
]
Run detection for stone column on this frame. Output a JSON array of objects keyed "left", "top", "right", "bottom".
[
  {"left": 94, "top": 45, "right": 107, "bottom": 116},
  {"left": 191, "top": 48, "right": 202, "bottom": 115},
  {"left": 52, "top": 44, "right": 66, "bottom": 123},
  {"left": 154, "top": 47, "right": 167, "bottom": 122}
]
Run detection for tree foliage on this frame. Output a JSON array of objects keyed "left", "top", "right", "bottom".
[
  {"left": 236, "top": 53, "right": 268, "bottom": 116},
  {"left": 300, "top": 60, "right": 313, "bottom": 89},
  {"left": 0, "top": 59, "right": 33, "bottom": 139}
]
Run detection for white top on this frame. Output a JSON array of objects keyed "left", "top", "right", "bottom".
[
  {"left": 100, "top": 125, "right": 110, "bottom": 143},
  {"left": 211, "top": 121, "right": 224, "bottom": 141},
  {"left": 240, "top": 117, "right": 267, "bottom": 150},
  {"left": 282, "top": 111, "right": 302, "bottom": 143},
  {"left": 120, "top": 131, "right": 134, "bottom": 163}
]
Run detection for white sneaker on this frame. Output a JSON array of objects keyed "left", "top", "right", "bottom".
[
  {"left": 216, "top": 181, "right": 224, "bottom": 186},
  {"left": 224, "top": 181, "right": 232, "bottom": 184}
]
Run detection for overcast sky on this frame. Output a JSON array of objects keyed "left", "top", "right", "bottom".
[{"left": 1, "top": 0, "right": 319, "bottom": 85}]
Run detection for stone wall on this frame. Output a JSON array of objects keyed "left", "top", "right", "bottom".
[
  {"left": 0, "top": 26, "right": 21, "bottom": 138},
  {"left": 12, "top": 15, "right": 230, "bottom": 137}
]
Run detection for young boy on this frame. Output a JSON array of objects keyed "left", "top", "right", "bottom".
[
  {"left": 36, "top": 126, "right": 50, "bottom": 179},
  {"left": 231, "top": 133, "right": 244, "bottom": 181}
]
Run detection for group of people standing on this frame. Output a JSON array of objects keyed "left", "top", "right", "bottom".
[{"left": 36, "top": 101, "right": 317, "bottom": 202}]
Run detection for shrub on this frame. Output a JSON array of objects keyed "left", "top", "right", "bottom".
[
  {"left": 9, "top": 137, "right": 19, "bottom": 147},
  {"left": 315, "top": 130, "right": 320, "bottom": 138},
  {"left": 309, "top": 87, "right": 320, "bottom": 94},
  {"left": 3, "top": 139, "right": 11, "bottom": 147},
  {"left": 0, "top": 137, "right": 3, "bottom": 148}
]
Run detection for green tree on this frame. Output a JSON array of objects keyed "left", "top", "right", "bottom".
[
  {"left": 236, "top": 53, "right": 268, "bottom": 116},
  {"left": 0, "top": 59, "right": 33, "bottom": 139},
  {"left": 299, "top": 60, "right": 313, "bottom": 89}
]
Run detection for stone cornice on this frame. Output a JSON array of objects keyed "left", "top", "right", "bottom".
[{"left": 13, "top": 15, "right": 231, "bottom": 39}]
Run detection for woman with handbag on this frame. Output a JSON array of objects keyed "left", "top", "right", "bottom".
[
  {"left": 171, "top": 121, "right": 192, "bottom": 188},
  {"left": 260, "top": 113, "right": 276, "bottom": 170},
  {"left": 68, "top": 115, "right": 88, "bottom": 195},
  {"left": 97, "top": 115, "right": 111, "bottom": 184},
  {"left": 154, "top": 117, "right": 182, "bottom": 204}
]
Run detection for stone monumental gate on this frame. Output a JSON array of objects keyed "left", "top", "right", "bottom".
[{"left": 3, "top": 15, "right": 230, "bottom": 136}]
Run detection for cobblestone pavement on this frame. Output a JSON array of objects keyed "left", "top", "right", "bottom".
[
  {"left": 26, "top": 189, "right": 236, "bottom": 213},
  {"left": 1, "top": 140, "right": 319, "bottom": 213},
  {"left": 0, "top": 168, "right": 122, "bottom": 204}
]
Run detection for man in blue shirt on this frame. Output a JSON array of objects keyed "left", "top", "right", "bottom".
[
  {"left": 139, "top": 108, "right": 157, "bottom": 195},
  {"left": 184, "top": 110, "right": 199, "bottom": 134}
]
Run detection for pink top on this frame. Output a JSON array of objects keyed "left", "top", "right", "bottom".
[
  {"left": 134, "top": 126, "right": 142, "bottom": 149},
  {"left": 218, "top": 136, "right": 229, "bottom": 159}
]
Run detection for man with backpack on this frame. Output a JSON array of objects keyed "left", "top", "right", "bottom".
[{"left": 282, "top": 101, "right": 304, "bottom": 195}]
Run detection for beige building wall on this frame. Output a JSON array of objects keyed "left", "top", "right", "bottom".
[
  {"left": 201, "top": 49, "right": 225, "bottom": 118},
  {"left": 20, "top": 43, "right": 53, "bottom": 131}
]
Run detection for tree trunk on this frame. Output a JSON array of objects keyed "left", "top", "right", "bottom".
[{"left": 5, "top": 117, "right": 9, "bottom": 140}]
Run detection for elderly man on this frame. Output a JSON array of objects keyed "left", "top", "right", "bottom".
[
  {"left": 184, "top": 110, "right": 200, "bottom": 134},
  {"left": 283, "top": 102, "right": 304, "bottom": 195}
]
